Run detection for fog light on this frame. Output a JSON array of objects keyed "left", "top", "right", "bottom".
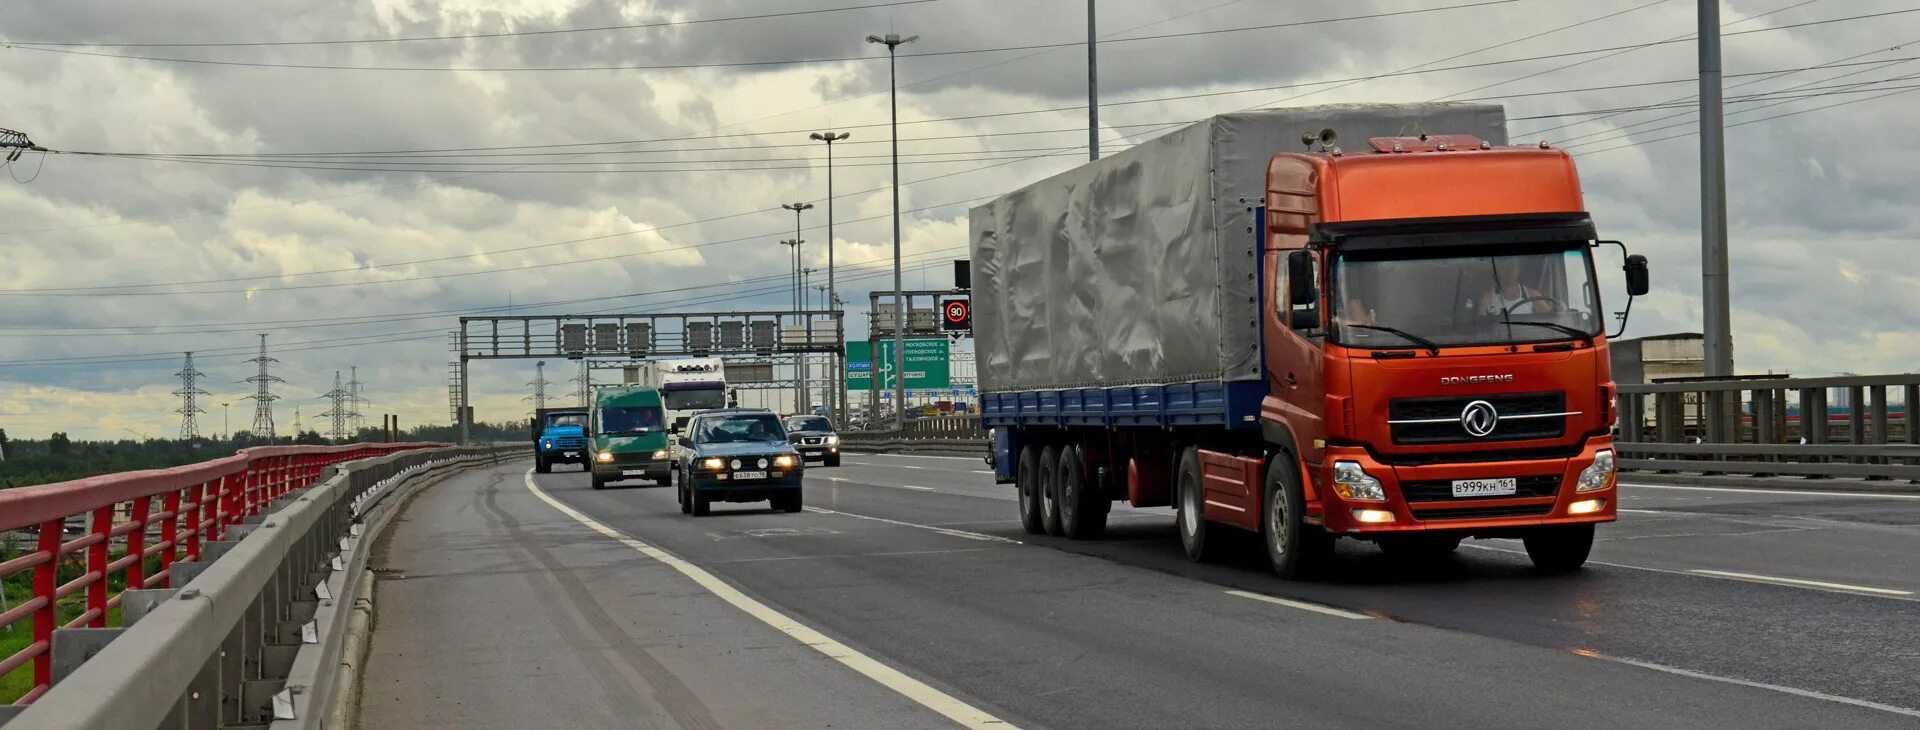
[
  {"left": 774, "top": 455, "right": 797, "bottom": 468},
  {"left": 1352, "top": 509, "right": 1396, "bottom": 524},
  {"left": 1331, "top": 461, "right": 1386, "bottom": 502},
  {"left": 1569, "top": 498, "right": 1606, "bottom": 515},
  {"left": 595, "top": 451, "right": 613, "bottom": 463}
]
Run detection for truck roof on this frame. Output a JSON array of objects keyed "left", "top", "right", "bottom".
[
  {"left": 593, "top": 385, "right": 663, "bottom": 408},
  {"left": 1269, "top": 144, "right": 1584, "bottom": 225}
]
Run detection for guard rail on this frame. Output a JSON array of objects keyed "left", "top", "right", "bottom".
[
  {"left": 0, "top": 442, "right": 521, "bottom": 728},
  {"left": 1616, "top": 373, "right": 1920, "bottom": 482}
]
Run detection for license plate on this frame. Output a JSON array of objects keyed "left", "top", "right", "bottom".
[
  {"left": 563, "top": 452, "right": 580, "bottom": 458},
  {"left": 622, "top": 469, "right": 648, "bottom": 476},
  {"left": 734, "top": 470, "right": 768, "bottom": 480},
  {"left": 1451, "top": 478, "right": 1518, "bottom": 498}
]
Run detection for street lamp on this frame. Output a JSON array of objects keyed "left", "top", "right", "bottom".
[
  {"left": 866, "top": 31, "right": 917, "bottom": 430},
  {"left": 808, "top": 130, "right": 851, "bottom": 427},
  {"left": 781, "top": 202, "right": 814, "bottom": 308},
  {"left": 779, "top": 237, "right": 806, "bottom": 413}
]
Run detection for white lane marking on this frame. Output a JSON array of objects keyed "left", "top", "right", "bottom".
[
  {"left": 717, "top": 548, "right": 1003, "bottom": 564},
  {"left": 803, "top": 506, "right": 1023, "bottom": 544},
  {"left": 1618, "top": 508, "right": 1668, "bottom": 514},
  {"left": 1687, "top": 569, "right": 1913, "bottom": 596},
  {"left": 972, "top": 470, "right": 996, "bottom": 475},
  {"left": 1621, "top": 483, "right": 1920, "bottom": 501},
  {"left": 1461, "top": 544, "right": 1920, "bottom": 603},
  {"left": 1225, "top": 590, "right": 1372, "bottom": 620},
  {"left": 851, "top": 453, "right": 982, "bottom": 462},
  {"left": 1586, "top": 653, "right": 1920, "bottom": 719},
  {"left": 522, "top": 471, "right": 1016, "bottom": 729},
  {"left": 825, "top": 476, "right": 934, "bottom": 491},
  {"left": 896, "top": 465, "right": 927, "bottom": 470}
]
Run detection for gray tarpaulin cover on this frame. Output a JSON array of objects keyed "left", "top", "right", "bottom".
[{"left": 970, "top": 103, "right": 1507, "bottom": 392}]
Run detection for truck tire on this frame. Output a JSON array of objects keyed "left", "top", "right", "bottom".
[
  {"left": 1038, "top": 445, "right": 1065, "bottom": 537},
  {"left": 1263, "top": 455, "right": 1331, "bottom": 579},
  {"left": 535, "top": 454, "right": 551, "bottom": 474},
  {"left": 1176, "top": 447, "right": 1226, "bottom": 562},
  {"left": 1523, "top": 524, "right": 1593, "bottom": 574},
  {"left": 1016, "top": 445, "right": 1044, "bottom": 535},
  {"left": 692, "top": 491, "right": 712, "bottom": 516},
  {"left": 1059, "top": 444, "right": 1107, "bottom": 540}
]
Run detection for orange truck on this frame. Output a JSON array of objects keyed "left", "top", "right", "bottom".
[{"left": 973, "top": 104, "right": 1649, "bottom": 576}]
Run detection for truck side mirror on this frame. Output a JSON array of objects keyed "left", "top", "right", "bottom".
[
  {"left": 1623, "top": 254, "right": 1649, "bottom": 297},
  {"left": 1287, "top": 250, "right": 1317, "bottom": 306}
]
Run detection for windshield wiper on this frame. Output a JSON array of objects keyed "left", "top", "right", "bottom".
[
  {"left": 1500, "top": 320, "right": 1593, "bottom": 346},
  {"left": 1345, "top": 324, "right": 1440, "bottom": 355}
]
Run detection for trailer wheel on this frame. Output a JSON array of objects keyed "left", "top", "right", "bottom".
[
  {"left": 1059, "top": 444, "right": 1107, "bottom": 539},
  {"left": 1016, "top": 445, "right": 1044, "bottom": 534},
  {"left": 1263, "top": 455, "right": 1331, "bottom": 579},
  {"left": 1176, "top": 447, "right": 1225, "bottom": 562},
  {"left": 1038, "top": 445, "right": 1065, "bottom": 536},
  {"left": 1523, "top": 524, "right": 1593, "bottom": 574}
]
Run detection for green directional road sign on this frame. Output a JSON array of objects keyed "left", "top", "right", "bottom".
[{"left": 846, "top": 338, "right": 949, "bottom": 390}]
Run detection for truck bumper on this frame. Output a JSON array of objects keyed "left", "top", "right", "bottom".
[
  {"left": 542, "top": 449, "right": 589, "bottom": 465},
  {"left": 593, "top": 461, "right": 671, "bottom": 483},
  {"left": 1315, "top": 435, "right": 1617, "bottom": 536}
]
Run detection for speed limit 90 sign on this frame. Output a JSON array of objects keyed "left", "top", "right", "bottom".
[{"left": 940, "top": 298, "right": 971, "bottom": 331}]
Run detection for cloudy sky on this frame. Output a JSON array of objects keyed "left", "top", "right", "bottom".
[{"left": 0, "top": 0, "right": 1915, "bottom": 440}]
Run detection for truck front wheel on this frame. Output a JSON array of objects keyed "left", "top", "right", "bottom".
[
  {"left": 535, "top": 454, "right": 551, "bottom": 474},
  {"left": 1038, "top": 445, "right": 1065, "bottom": 536},
  {"left": 1059, "top": 444, "right": 1107, "bottom": 540},
  {"left": 1264, "top": 455, "right": 1331, "bottom": 579},
  {"left": 1016, "top": 445, "right": 1044, "bottom": 535},
  {"left": 1523, "top": 524, "right": 1594, "bottom": 574},
  {"left": 1176, "top": 447, "right": 1225, "bottom": 562}
]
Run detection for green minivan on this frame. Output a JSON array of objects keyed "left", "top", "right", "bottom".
[{"left": 588, "top": 385, "right": 673, "bottom": 490}]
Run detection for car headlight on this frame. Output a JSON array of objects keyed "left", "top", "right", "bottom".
[
  {"left": 653, "top": 449, "right": 668, "bottom": 459},
  {"left": 595, "top": 451, "right": 613, "bottom": 463},
  {"left": 774, "top": 454, "right": 797, "bottom": 468},
  {"left": 701, "top": 457, "right": 726, "bottom": 471},
  {"left": 1331, "top": 461, "right": 1386, "bottom": 502},
  {"left": 1577, "top": 450, "right": 1615, "bottom": 492},
  {"left": 826, "top": 434, "right": 839, "bottom": 445}
]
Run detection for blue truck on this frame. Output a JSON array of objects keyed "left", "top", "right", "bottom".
[{"left": 533, "top": 406, "right": 591, "bottom": 473}]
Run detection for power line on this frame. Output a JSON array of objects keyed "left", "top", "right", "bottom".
[
  {"left": 6, "top": 0, "right": 938, "bottom": 48},
  {"left": 1573, "top": 73, "right": 1920, "bottom": 156},
  {"left": 1, "top": 0, "right": 1518, "bottom": 73}
]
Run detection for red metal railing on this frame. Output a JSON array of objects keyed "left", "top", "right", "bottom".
[{"left": 0, "top": 442, "right": 442, "bottom": 705}]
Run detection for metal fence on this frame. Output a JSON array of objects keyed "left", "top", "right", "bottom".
[{"left": 1616, "top": 374, "right": 1920, "bottom": 480}]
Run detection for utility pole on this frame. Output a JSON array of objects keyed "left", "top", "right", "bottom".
[
  {"left": 221, "top": 402, "right": 230, "bottom": 442},
  {"left": 1698, "top": 0, "right": 1735, "bottom": 439},
  {"left": 571, "top": 359, "right": 591, "bottom": 406},
  {"left": 322, "top": 371, "right": 352, "bottom": 443},
  {"left": 866, "top": 31, "right": 918, "bottom": 431},
  {"left": 173, "top": 351, "right": 208, "bottom": 440},
  {"left": 527, "top": 361, "right": 551, "bottom": 413},
  {"left": 1088, "top": 0, "right": 1100, "bottom": 161},
  {"left": 242, "top": 334, "right": 283, "bottom": 443},
  {"left": 347, "top": 366, "right": 368, "bottom": 436}
]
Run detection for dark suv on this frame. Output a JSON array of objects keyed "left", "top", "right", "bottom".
[
  {"left": 676, "top": 409, "right": 804, "bottom": 516},
  {"left": 783, "top": 415, "right": 841, "bottom": 466}
]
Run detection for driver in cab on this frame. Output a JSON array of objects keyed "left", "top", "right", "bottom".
[{"left": 1477, "top": 264, "right": 1554, "bottom": 315}]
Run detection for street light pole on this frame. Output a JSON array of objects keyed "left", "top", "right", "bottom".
[
  {"left": 1698, "top": 0, "right": 1735, "bottom": 440},
  {"left": 221, "top": 402, "right": 230, "bottom": 441},
  {"left": 809, "top": 130, "right": 851, "bottom": 426},
  {"left": 779, "top": 237, "right": 805, "bottom": 412},
  {"left": 1088, "top": 0, "right": 1099, "bottom": 161},
  {"left": 867, "top": 31, "right": 918, "bottom": 431}
]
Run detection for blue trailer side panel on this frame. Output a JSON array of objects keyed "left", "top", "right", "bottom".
[{"left": 981, "top": 380, "right": 1263, "bottom": 431}]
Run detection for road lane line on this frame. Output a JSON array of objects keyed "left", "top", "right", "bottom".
[
  {"left": 824, "top": 476, "right": 934, "bottom": 491},
  {"left": 1583, "top": 653, "right": 1920, "bottom": 719},
  {"left": 1621, "top": 483, "right": 1920, "bottom": 501},
  {"left": 850, "top": 453, "right": 982, "bottom": 462},
  {"left": 521, "top": 471, "right": 1017, "bottom": 729},
  {"left": 803, "top": 507, "right": 1022, "bottom": 544},
  {"left": 718, "top": 548, "right": 1003, "bottom": 564},
  {"left": 1224, "top": 590, "right": 1372, "bottom": 620},
  {"left": 1686, "top": 570, "right": 1913, "bottom": 596},
  {"left": 1460, "top": 544, "right": 1920, "bottom": 603}
]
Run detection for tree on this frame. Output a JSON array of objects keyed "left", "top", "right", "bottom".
[
  {"left": 48, "top": 432, "right": 71, "bottom": 456},
  {"left": 294, "top": 430, "right": 327, "bottom": 445}
]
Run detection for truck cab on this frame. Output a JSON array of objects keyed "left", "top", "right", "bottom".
[
  {"left": 532, "top": 407, "right": 590, "bottom": 474},
  {"left": 1255, "top": 135, "right": 1648, "bottom": 571},
  {"left": 588, "top": 386, "right": 672, "bottom": 490}
]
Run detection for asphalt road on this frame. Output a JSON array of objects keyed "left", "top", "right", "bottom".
[{"left": 361, "top": 455, "right": 1920, "bottom": 728}]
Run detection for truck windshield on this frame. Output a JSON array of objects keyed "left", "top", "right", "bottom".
[
  {"left": 663, "top": 388, "right": 726, "bottom": 412},
  {"left": 598, "top": 407, "right": 665, "bottom": 434},
  {"left": 1331, "top": 244, "right": 1601, "bottom": 349},
  {"left": 545, "top": 414, "right": 585, "bottom": 428}
]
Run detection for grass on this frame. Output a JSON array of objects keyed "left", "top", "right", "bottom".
[{"left": 1, "top": 553, "right": 137, "bottom": 704}]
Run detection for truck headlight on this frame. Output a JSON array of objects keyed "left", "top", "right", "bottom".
[
  {"left": 826, "top": 434, "right": 840, "bottom": 445},
  {"left": 595, "top": 451, "right": 613, "bottom": 463},
  {"left": 701, "top": 457, "right": 726, "bottom": 471},
  {"left": 653, "top": 449, "right": 668, "bottom": 459},
  {"left": 774, "top": 454, "right": 797, "bottom": 468},
  {"left": 1331, "top": 461, "right": 1386, "bottom": 502},
  {"left": 1577, "top": 450, "right": 1615, "bottom": 492}
]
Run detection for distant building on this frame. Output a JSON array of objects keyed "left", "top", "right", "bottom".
[{"left": 1609, "top": 332, "right": 1705, "bottom": 385}]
